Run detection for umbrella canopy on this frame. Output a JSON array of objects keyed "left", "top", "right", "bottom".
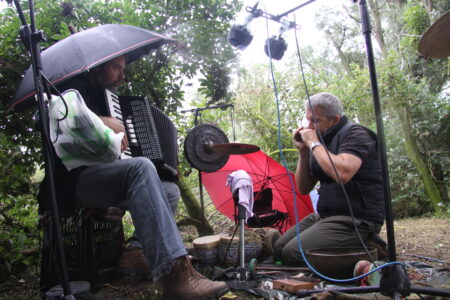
[
  {"left": 202, "top": 150, "right": 313, "bottom": 232},
  {"left": 10, "top": 24, "right": 175, "bottom": 112}
]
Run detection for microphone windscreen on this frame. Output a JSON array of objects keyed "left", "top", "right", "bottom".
[
  {"left": 264, "top": 37, "right": 287, "bottom": 60},
  {"left": 228, "top": 25, "right": 253, "bottom": 50}
]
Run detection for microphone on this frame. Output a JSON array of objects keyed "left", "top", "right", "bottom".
[
  {"left": 264, "top": 36, "right": 287, "bottom": 60},
  {"left": 228, "top": 25, "right": 253, "bottom": 50},
  {"left": 228, "top": 2, "right": 262, "bottom": 50},
  {"left": 264, "top": 19, "right": 290, "bottom": 60}
]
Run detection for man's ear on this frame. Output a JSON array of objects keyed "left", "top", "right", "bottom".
[{"left": 333, "top": 115, "right": 340, "bottom": 124}]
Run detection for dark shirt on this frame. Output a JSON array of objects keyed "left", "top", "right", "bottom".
[
  {"left": 338, "top": 126, "right": 376, "bottom": 161},
  {"left": 57, "top": 76, "right": 108, "bottom": 116}
]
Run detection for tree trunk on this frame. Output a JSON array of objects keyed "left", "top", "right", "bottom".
[
  {"left": 367, "top": 1, "right": 446, "bottom": 214},
  {"left": 176, "top": 174, "right": 214, "bottom": 236},
  {"left": 324, "top": 30, "right": 353, "bottom": 76},
  {"left": 396, "top": 107, "right": 443, "bottom": 213},
  {"left": 368, "top": 0, "right": 388, "bottom": 56}
]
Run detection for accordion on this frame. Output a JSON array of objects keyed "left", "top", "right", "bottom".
[{"left": 104, "top": 90, "right": 178, "bottom": 181}]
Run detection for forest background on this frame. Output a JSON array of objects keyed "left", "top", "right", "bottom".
[{"left": 0, "top": 0, "right": 448, "bottom": 285}]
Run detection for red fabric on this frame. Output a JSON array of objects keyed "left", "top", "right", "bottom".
[{"left": 202, "top": 150, "right": 313, "bottom": 232}]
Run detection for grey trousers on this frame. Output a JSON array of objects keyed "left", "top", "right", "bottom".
[{"left": 273, "top": 213, "right": 381, "bottom": 266}]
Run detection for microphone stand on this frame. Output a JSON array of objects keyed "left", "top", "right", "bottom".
[
  {"left": 245, "top": 0, "right": 318, "bottom": 30},
  {"left": 194, "top": 109, "right": 205, "bottom": 214},
  {"left": 13, "top": 1, "right": 89, "bottom": 299}
]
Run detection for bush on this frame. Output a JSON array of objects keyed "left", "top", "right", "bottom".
[{"left": 0, "top": 194, "right": 41, "bottom": 281}]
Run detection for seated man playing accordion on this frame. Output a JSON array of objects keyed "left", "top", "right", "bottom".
[{"left": 38, "top": 55, "right": 229, "bottom": 300}]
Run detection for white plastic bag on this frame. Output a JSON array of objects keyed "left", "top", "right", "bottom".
[{"left": 49, "top": 89, "right": 123, "bottom": 170}]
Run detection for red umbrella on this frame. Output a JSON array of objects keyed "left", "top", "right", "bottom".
[{"left": 202, "top": 150, "right": 313, "bottom": 232}]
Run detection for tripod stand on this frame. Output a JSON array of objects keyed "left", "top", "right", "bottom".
[
  {"left": 235, "top": 203, "right": 249, "bottom": 282},
  {"left": 11, "top": 1, "right": 89, "bottom": 298}
]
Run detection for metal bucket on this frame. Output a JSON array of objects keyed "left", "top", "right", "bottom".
[{"left": 305, "top": 247, "right": 378, "bottom": 279}]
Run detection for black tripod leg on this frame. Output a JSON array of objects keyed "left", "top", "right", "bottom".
[
  {"left": 410, "top": 285, "right": 450, "bottom": 298},
  {"left": 379, "top": 264, "right": 411, "bottom": 298}
]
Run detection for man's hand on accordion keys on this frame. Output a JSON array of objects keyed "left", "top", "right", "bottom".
[{"left": 99, "top": 116, "right": 129, "bottom": 152}]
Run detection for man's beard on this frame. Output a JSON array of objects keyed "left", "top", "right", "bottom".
[
  {"left": 108, "top": 84, "right": 119, "bottom": 93},
  {"left": 96, "top": 70, "right": 121, "bottom": 92}
]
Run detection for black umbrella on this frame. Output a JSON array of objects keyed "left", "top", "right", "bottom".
[{"left": 10, "top": 23, "right": 175, "bottom": 112}]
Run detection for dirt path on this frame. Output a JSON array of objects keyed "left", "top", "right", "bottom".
[{"left": 380, "top": 217, "right": 449, "bottom": 268}]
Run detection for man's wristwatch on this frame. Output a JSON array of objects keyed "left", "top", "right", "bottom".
[{"left": 310, "top": 141, "right": 322, "bottom": 152}]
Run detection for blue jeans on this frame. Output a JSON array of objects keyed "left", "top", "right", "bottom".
[
  {"left": 75, "top": 157, "right": 187, "bottom": 280},
  {"left": 129, "top": 180, "right": 180, "bottom": 248}
]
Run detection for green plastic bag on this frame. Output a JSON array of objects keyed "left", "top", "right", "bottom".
[{"left": 49, "top": 89, "right": 123, "bottom": 170}]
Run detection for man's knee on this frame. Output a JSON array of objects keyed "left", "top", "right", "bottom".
[
  {"left": 161, "top": 181, "right": 180, "bottom": 215},
  {"left": 281, "top": 245, "right": 304, "bottom": 266},
  {"left": 127, "top": 157, "right": 157, "bottom": 174},
  {"left": 273, "top": 239, "right": 284, "bottom": 260}
]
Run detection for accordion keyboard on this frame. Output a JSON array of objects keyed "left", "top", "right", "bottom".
[
  {"left": 104, "top": 89, "right": 132, "bottom": 159},
  {"left": 104, "top": 90, "right": 177, "bottom": 181}
]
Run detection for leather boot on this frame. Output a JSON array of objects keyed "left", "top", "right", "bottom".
[{"left": 163, "top": 256, "right": 229, "bottom": 300}]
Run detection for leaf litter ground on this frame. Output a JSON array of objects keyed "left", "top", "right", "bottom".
[{"left": 0, "top": 217, "right": 448, "bottom": 299}]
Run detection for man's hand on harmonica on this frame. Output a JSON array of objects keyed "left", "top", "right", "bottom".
[
  {"left": 99, "top": 116, "right": 129, "bottom": 152},
  {"left": 293, "top": 127, "right": 308, "bottom": 152}
]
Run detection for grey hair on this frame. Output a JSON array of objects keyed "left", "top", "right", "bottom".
[{"left": 304, "top": 92, "right": 343, "bottom": 118}]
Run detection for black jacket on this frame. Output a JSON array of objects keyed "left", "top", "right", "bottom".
[{"left": 310, "top": 116, "right": 385, "bottom": 224}]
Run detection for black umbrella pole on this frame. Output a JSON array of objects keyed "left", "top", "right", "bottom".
[{"left": 14, "top": 0, "right": 74, "bottom": 298}]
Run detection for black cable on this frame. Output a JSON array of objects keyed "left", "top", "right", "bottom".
[
  {"left": 224, "top": 224, "right": 239, "bottom": 267},
  {"left": 40, "top": 74, "right": 69, "bottom": 144},
  {"left": 41, "top": 74, "right": 68, "bottom": 122},
  {"left": 230, "top": 105, "right": 236, "bottom": 142}
]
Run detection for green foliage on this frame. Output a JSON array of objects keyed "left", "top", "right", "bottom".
[
  {"left": 0, "top": 130, "right": 40, "bottom": 196},
  {"left": 198, "top": 61, "right": 233, "bottom": 105},
  {"left": 0, "top": 194, "right": 40, "bottom": 281},
  {"left": 402, "top": 4, "right": 429, "bottom": 35},
  {"left": 384, "top": 116, "right": 430, "bottom": 218}
]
